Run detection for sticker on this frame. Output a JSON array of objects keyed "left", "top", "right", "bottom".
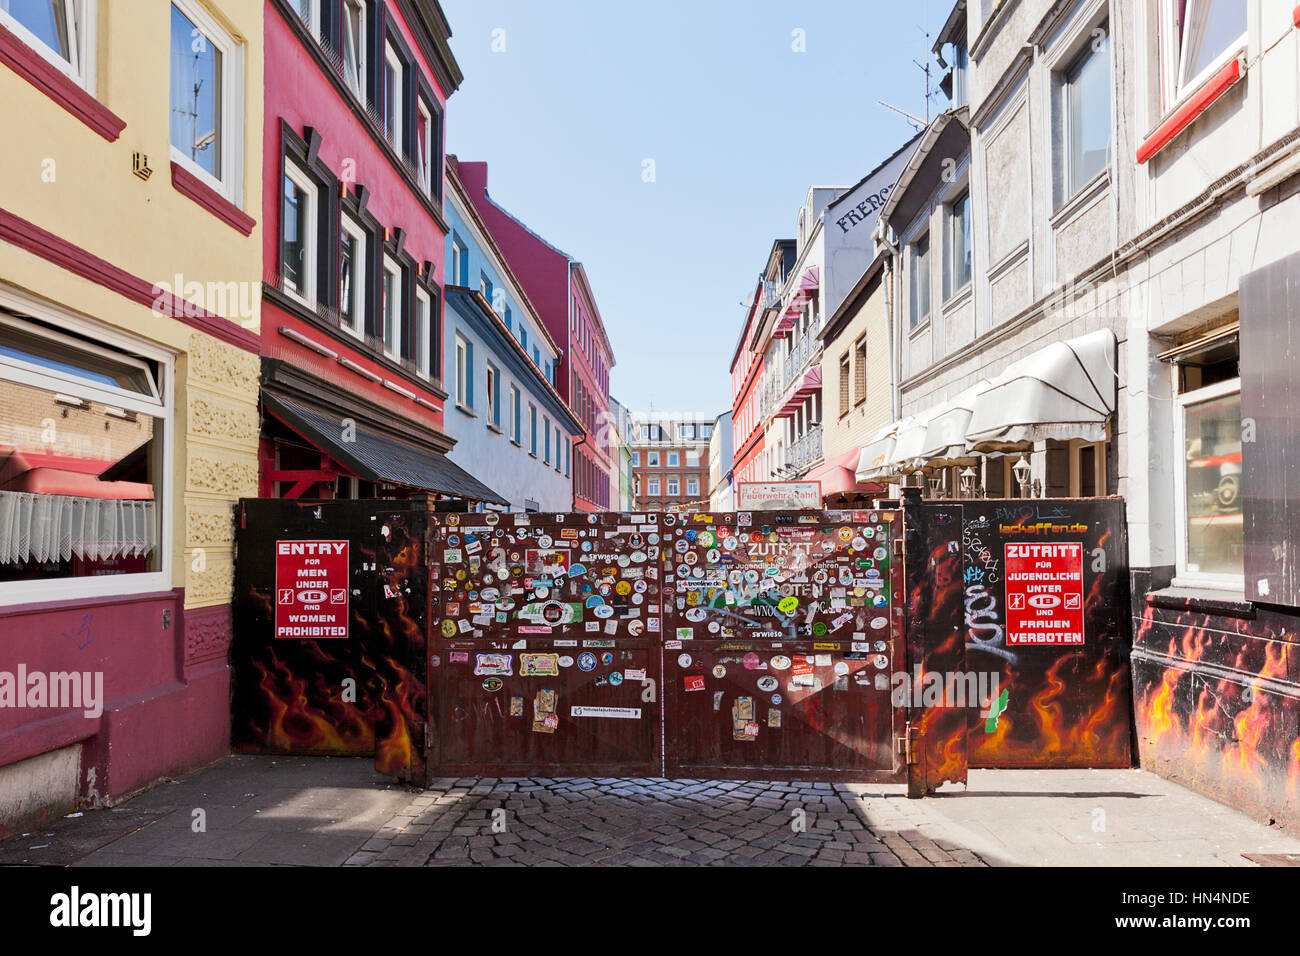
[
  {"left": 440, "top": 619, "right": 458, "bottom": 638},
  {"left": 757, "top": 675, "right": 778, "bottom": 692},
  {"left": 571, "top": 706, "right": 641, "bottom": 718},
  {"left": 600, "top": 651, "right": 614, "bottom": 666},
  {"left": 558, "top": 655, "right": 575, "bottom": 668},
  {"left": 520, "top": 653, "right": 560, "bottom": 676},
  {"left": 608, "top": 671, "right": 624, "bottom": 686},
  {"left": 712, "top": 664, "right": 727, "bottom": 679},
  {"left": 482, "top": 677, "right": 503, "bottom": 692},
  {"left": 769, "top": 655, "right": 791, "bottom": 670},
  {"left": 684, "top": 674, "right": 705, "bottom": 692},
  {"left": 510, "top": 696, "right": 524, "bottom": 717},
  {"left": 449, "top": 651, "right": 469, "bottom": 663},
  {"left": 625, "top": 668, "right": 647, "bottom": 681},
  {"left": 768, "top": 708, "right": 782, "bottom": 729},
  {"left": 871, "top": 615, "right": 888, "bottom": 629},
  {"left": 742, "top": 652, "right": 762, "bottom": 670},
  {"left": 677, "top": 653, "right": 693, "bottom": 668},
  {"left": 474, "top": 653, "right": 513, "bottom": 676},
  {"left": 771, "top": 693, "right": 783, "bottom": 705},
  {"left": 777, "top": 595, "right": 799, "bottom": 614},
  {"left": 577, "top": 652, "right": 598, "bottom": 672},
  {"left": 834, "top": 661, "right": 850, "bottom": 677}
]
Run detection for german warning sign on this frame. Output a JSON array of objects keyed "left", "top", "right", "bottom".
[
  {"left": 275, "top": 540, "right": 349, "bottom": 639},
  {"left": 1004, "top": 542, "right": 1084, "bottom": 645}
]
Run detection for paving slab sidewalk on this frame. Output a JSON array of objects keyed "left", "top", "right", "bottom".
[{"left": 2, "top": 756, "right": 1296, "bottom": 867}]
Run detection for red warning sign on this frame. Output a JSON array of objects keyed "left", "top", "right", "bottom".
[
  {"left": 275, "top": 540, "right": 349, "bottom": 639},
  {"left": 1004, "top": 542, "right": 1085, "bottom": 645}
]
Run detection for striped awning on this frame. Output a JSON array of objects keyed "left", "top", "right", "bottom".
[
  {"left": 773, "top": 365, "right": 822, "bottom": 418},
  {"left": 773, "top": 267, "right": 820, "bottom": 338}
]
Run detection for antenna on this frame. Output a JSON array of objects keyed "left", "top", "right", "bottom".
[{"left": 876, "top": 14, "right": 943, "bottom": 130}]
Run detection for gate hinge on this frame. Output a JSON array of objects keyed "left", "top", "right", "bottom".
[
  {"left": 896, "top": 723, "right": 920, "bottom": 766},
  {"left": 892, "top": 537, "right": 906, "bottom": 560}
]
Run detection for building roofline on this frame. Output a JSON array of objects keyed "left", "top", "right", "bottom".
[{"left": 826, "top": 131, "right": 927, "bottom": 212}]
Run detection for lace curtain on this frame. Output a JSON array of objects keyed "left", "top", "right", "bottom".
[{"left": 0, "top": 491, "right": 156, "bottom": 565}]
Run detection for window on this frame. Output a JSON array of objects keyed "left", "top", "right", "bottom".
[
  {"left": 0, "top": 307, "right": 169, "bottom": 600},
  {"left": 555, "top": 428, "right": 562, "bottom": 472},
  {"left": 293, "top": 0, "right": 318, "bottom": 30},
  {"left": 667, "top": 452, "right": 679, "bottom": 467},
  {"left": 1061, "top": 25, "right": 1111, "bottom": 201},
  {"left": 854, "top": 337, "right": 867, "bottom": 405},
  {"left": 509, "top": 384, "right": 521, "bottom": 443},
  {"left": 686, "top": 451, "right": 700, "bottom": 467},
  {"left": 680, "top": 424, "right": 695, "bottom": 440},
  {"left": 341, "top": 0, "right": 366, "bottom": 97},
  {"left": 415, "top": 288, "right": 432, "bottom": 378},
  {"left": 383, "top": 40, "right": 404, "bottom": 153},
  {"left": 1176, "top": 375, "right": 1241, "bottom": 585},
  {"left": 1166, "top": 0, "right": 1247, "bottom": 104},
  {"left": 504, "top": 306, "right": 512, "bottom": 331},
  {"left": 169, "top": 0, "right": 242, "bottom": 201},
  {"left": 381, "top": 256, "right": 402, "bottom": 359},
  {"left": 565, "top": 440, "right": 570, "bottom": 476},
  {"left": 450, "top": 236, "right": 467, "bottom": 287},
  {"left": 544, "top": 416, "right": 552, "bottom": 464},
  {"left": 455, "top": 335, "right": 472, "bottom": 408},
  {"left": 648, "top": 478, "right": 661, "bottom": 496},
  {"left": 687, "top": 476, "right": 700, "bottom": 497},
  {"left": 839, "top": 352, "right": 851, "bottom": 414},
  {"left": 910, "top": 233, "right": 931, "bottom": 328},
  {"left": 338, "top": 216, "right": 366, "bottom": 336},
  {"left": 667, "top": 476, "right": 680, "bottom": 497},
  {"left": 417, "top": 97, "right": 433, "bottom": 194},
  {"left": 281, "top": 162, "right": 317, "bottom": 306},
  {"left": 647, "top": 452, "right": 660, "bottom": 467},
  {"left": 529, "top": 404, "right": 537, "bottom": 455},
  {"left": 486, "top": 363, "right": 500, "bottom": 427},
  {"left": 481, "top": 272, "right": 493, "bottom": 307},
  {"left": 533, "top": 346, "right": 541, "bottom": 367},
  {"left": 521, "top": 327, "right": 528, "bottom": 351},
  {"left": 699, "top": 424, "right": 712, "bottom": 439},
  {"left": 632, "top": 452, "right": 640, "bottom": 466},
  {"left": 948, "top": 190, "right": 972, "bottom": 293},
  {"left": 1, "top": 0, "right": 95, "bottom": 88}
]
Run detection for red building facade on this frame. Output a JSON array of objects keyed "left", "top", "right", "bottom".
[
  {"left": 257, "top": 1, "right": 501, "bottom": 506},
  {"left": 730, "top": 278, "right": 767, "bottom": 490},
  {"left": 456, "top": 162, "right": 616, "bottom": 510}
]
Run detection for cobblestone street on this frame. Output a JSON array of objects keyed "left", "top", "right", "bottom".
[{"left": 350, "top": 777, "right": 985, "bottom": 867}]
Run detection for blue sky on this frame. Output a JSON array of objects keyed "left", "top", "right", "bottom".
[{"left": 442, "top": 0, "right": 950, "bottom": 418}]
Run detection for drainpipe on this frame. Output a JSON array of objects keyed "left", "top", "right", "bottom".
[{"left": 874, "top": 221, "right": 902, "bottom": 422}]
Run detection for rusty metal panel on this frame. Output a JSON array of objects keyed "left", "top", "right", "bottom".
[
  {"left": 660, "top": 509, "right": 907, "bottom": 782},
  {"left": 426, "top": 511, "right": 663, "bottom": 778},
  {"left": 231, "top": 498, "right": 431, "bottom": 782},
  {"left": 955, "top": 498, "right": 1132, "bottom": 768},
  {"left": 902, "top": 501, "right": 969, "bottom": 795}
]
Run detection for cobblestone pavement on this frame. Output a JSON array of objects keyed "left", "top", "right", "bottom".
[{"left": 348, "top": 777, "right": 986, "bottom": 867}]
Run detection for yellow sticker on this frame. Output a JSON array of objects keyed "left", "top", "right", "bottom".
[{"left": 440, "top": 619, "right": 457, "bottom": 638}]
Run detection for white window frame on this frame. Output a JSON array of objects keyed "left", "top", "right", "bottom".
[
  {"left": 281, "top": 160, "right": 318, "bottom": 307},
  {"left": 451, "top": 237, "right": 465, "bottom": 287},
  {"left": 687, "top": 476, "right": 700, "bottom": 497},
  {"left": 910, "top": 232, "right": 931, "bottom": 329},
  {"left": 0, "top": 294, "right": 174, "bottom": 605},
  {"left": 341, "top": 0, "right": 367, "bottom": 98},
  {"left": 485, "top": 362, "right": 499, "bottom": 426},
  {"left": 509, "top": 384, "right": 521, "bottom": 443},
  {"left": 0, "top": 0, "right": 96, "bottom": 91},
  {"left": 1161, "top": 0, "right": 1248, "bottom": 113},
  {"left": 383, "top": 40, "right": 404, "bottom": 154},
  {"left": 382, "top": 255, "right": 402, "bottom": 360},
  {"left": 1057, "top": 22, "right": 1111, "bottom": 206},
  {"left": 947, "top": 188, "right": 972, "bottom": 296},
  {"left": 455, "top": 334, "right": 469, "bottom": 408},
  {"left": 294, "top": 0, "right": 319, "bottom": 32},
  {"left": 648, "top": 478, "right": 661, "bottom": 497},
  {"left": 169, "top": 0, "right": 244, "bottom": 204},
  {"left": 339, "top": 213, "right": 366, "bottom": 338},
  {"left": 667, "top": 452, "right": 679, "bottom": 467},
  {"left": 415, "top": 287, "right": 431, "bottom": 378},
  {"left": 543, "top": 415, "right": 551, "bottom": 464},
  {"left": 417, "top": 97, "right": 433, "bottom": 194},
  {"left": 647, "top": 451, "right": 660, "bottom": 467},
  {"left": 1172, "top": 375, "right": 1243, "bottom": 591}
]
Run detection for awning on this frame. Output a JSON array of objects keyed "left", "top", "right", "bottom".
[
  {"left": 916, "top": 382, "right": 990, "bottom": 465},
  {"left": 965, "top": 329, "right": 1116, "bottom": 450},
  {"left": 0, "top": 446, "right": 153, "bottom": 499},
  {"left": 264, "top": 392, "right": 508, "bottom": 505},
  {"left": 773, "top": 267, "right": 820, "bottom": 338},
  {"left": 808, "top": 447, "right": 884, "bottom": 499},
  {"left": 887, "top": 406, "right": 945, "bottom": 473},
  {"left": 773, "top": 365, "right": 822, "bottom": 418},
  {"left": 855, "top": 419, "right": 908, "bottom": 482}
]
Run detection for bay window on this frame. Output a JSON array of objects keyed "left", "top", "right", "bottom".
[
  {"left": 0, "top": 307, "right": 170, "bottom": 600},
  {"left": 169, "top": 0, "right": 243, "bottom": 202}
]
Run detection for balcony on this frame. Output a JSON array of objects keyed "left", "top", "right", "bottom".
[{"left": 776, "top": 424, "right": 823, "bottom": 477}]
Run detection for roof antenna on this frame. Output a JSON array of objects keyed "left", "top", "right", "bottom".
[{"left": 877, "top": 13, "right": 940, "bottom": 129}]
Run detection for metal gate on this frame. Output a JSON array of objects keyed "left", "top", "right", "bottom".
[
  {"left": 658, "top": 509, "right": 910, "bottom": 782},
  {"left": 232, "top": 497, "right": 1133, "bottom": 790},
  {"left": 426, "top": 511, "right": 661, "bottom": 776}
]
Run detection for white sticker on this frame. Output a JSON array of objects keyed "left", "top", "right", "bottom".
[
  {"left": 677, "top": 653, "right": 693, "bottom": 668},
  {"left": 571, "top": 706, "right": 642, "bottom": 719}
]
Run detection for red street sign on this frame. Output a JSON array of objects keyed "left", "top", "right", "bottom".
[
  {"left": 275, "top": 540, "right": 349, "bottom": 639},
  {"left": 1004, "top": 542, "right": 1085, "bottom": 646}
]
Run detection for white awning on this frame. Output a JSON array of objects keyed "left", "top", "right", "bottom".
[
  {"left": 917, "top": 382, "right": 991, "bottom": 465},
  {"left": 855, "top": 419, "right": 908, "bottom": 482},
  {"left": 887, "top": 405, "right": 945, "bottom": 473},
  {"left": 965, "top": 329, "right": 1116, "bottom": 450}
]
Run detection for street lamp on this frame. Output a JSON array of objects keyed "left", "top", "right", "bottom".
[
  {"left": 1012, "top": 455, "right": 1031, "bottom": 498},
  {"left": 960, "top": 466, "right": 976, "bottom": 498}
]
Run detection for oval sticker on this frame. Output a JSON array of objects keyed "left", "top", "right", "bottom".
[{"left": 770, "top": 655, "right": 792, "bottom": 671}]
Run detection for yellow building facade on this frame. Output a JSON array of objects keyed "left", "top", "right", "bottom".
[{"left": 0, "top": 0, "right": 262, "bottom": 829}]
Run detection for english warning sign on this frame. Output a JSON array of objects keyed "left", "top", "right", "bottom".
[
  {"left": 275, "top": 540, "right": 349, "bottom": 639},
  {"left": 1004, "top": 542, "right": 1084, "bottom": 645}
]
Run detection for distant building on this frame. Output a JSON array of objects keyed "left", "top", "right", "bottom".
[
  {"left": 629, "top": 416, "right": 714, "bottom": 512},
  {"left": 708, "top": 411, "right": 734, "bottom": 511}
]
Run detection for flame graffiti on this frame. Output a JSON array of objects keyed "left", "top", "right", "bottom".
[
  {"left": 1136, "top": 613, "right": 1300, "bottom": 825},
  {"left": 251, "top": 650, "right": 372, "bottom": 753}
]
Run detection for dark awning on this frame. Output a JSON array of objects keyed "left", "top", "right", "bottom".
[{"left": 263, "top": 391, "right": 508, "bottom": 505}]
